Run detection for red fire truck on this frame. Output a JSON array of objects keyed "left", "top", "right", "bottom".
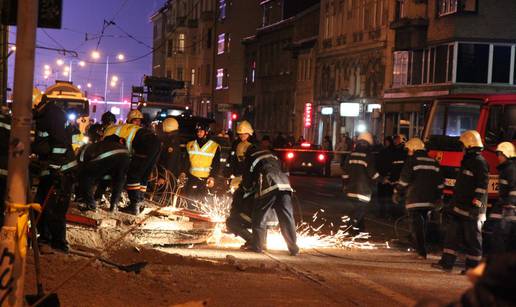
[{"left": 422, "top": 94, "right": 516, "bottom": 203}]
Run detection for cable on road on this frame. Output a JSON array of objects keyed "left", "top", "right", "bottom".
[{"left": 308, "top": 248, "right": 424, "bottom": 265}]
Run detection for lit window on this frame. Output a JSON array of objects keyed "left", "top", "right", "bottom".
[
  {"left": 219, "top": 0, "right": 226, "bottom": 20},
  {"left": 191, "top": 68, "right": 196, "bottom": 85},
  {"left": 217, "top": 33, "right": 225, "bottom": 54},
  {"left": 438, "top": 0, "right": 458, "bottom": 16},
  {"left": 216, "top": 68, "right": 224, "bottom": 89},
  {"left": 251, "top": 61, "right": 256, "bottom": 83},
  {"left": 392, "top": 51, "right": 409, "bottom": 88},
  {"left": 178, "top": 33, "right": 185, "bottom": 53}
]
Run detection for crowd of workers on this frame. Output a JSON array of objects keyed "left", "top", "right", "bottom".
[{"left": 0, "top": 94, "right": 514, "bottom": 273}]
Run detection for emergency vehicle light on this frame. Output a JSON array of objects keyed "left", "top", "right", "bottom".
[
  {"left": 286, "top": 152, "right": 295, "bottom": 160},
  {"left": 317, "top": 153, "right": 325, "bottom": 162}
]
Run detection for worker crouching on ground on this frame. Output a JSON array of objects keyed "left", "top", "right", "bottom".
[
  {"left": 341, "top": 132, "right": 380, "bottom": 234},
  {"left": 486, "top": 142, "right": 515, "bottom": 254},
  {"left": 226, "top": 120, "right": 256, "bottom": 246},
  {"left": 76, "top": 134, "right": 130, "bottom": 212},
  {"left": 394, "top": 138, "right": 444, "bottom": 259},
  {"left": 242, "top": 146, "right": 299, "bottom": 256},
  {"left": 181, "top": 122, "right": 220, "bottom": 203},
  {"left": 33, "top": 95, "right": 78, "bottom": 252},
  {"left": 104, "top": 111, "right": 161, "bottom": 215},
  {"left": 432, "top": 130, "right": 489, "bottom": 273}
]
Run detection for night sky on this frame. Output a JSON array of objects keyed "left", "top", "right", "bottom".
[{"left": 8, "top": 0, "right": 167, "bottom": 101}]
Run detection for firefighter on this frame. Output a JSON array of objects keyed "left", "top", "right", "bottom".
[
  {"left": 487, "top": 142, "right": 515, "bottom": 253},
  {"left": 33, "top": 95, "right": 78, "bottom": 252},
  {"left": 394, "top": 138, "right": 444, "bottom": 259},
  {"left": 87, "top": 111, "right": 117, "bottom": 143},
  {"left": 76, "top": 134, "right": 130, "bottom": 212},
  {"left": 388, "top": 134, "right": 407, "bottom": 217},
  {"left": 242, "top": 146, "right": 299, "bottom": 256},
  {"left": 432, "top": 130, "right": 489, "bottom": 273},
  {"left": 158, "top": 117, "right": 183, "bottom": 179},
  {"left": 0, "top": 107, "right": 11, "bottom": 226},
  {"left": 181, "top": 122, "right": 221, "bottom": 202},
  {"left": 104, "top": 123, "right": 161, "bottom": 215},
  {"left": 126, "top": 109, "right": 144, "bottom": 126},
  {"left": 226, "top": 120, "right": 255, "bottom": 245},
  {"left": 341, "top": 132, "right": 380, "bottom": 233}
]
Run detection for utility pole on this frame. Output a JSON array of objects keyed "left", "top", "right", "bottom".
[{"left": 0, "top": 0, "right": 38, "bottom": 305}]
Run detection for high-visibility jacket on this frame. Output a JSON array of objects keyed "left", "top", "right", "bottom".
[
  {"left": 103, "top": 123, "right": 141, "bottom": 153},
  {"left": 186, "top": 139, "right": 219, "bottom": 178}
]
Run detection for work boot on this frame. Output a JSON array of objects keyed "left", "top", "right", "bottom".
[
  {"left": 289, "top": 245, "right": 300, "bottom": 256},
  {"left": 109, "top": 203, "right": 118, "bottom": 213},
  {"left": 121, "top": 202, "right": 141, "bottom": 215},
  {"left": 79, "top": 203, "right": 96, "bottom": 212},
  {"left": 431, "top": 262, "right": 452, "bottom": 273},
  {"left": 51, "top": 241, "right": 69, "bottom": 253}
]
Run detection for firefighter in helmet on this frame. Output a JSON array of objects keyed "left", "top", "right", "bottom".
[
  {"left": 341, "top": 132, "right": 380, "bottom": 233},
  {"left": 181, "top": 122, "right": 221, "bottom": 202},
  {"left": 486, "top": 141, "right": 515, "bottom": 253},
  {"left": 394, "top": 138, "right": 444, "bottom": 259},
  {"left": 127, "top": 109, "right": 144, "bottom": 126},
  {"left": 432, "top": 130, "right": 489, "bottom": 273},
  {"left": 226, "top": 120, "right": 256, "bottom": 245},
  {"left": 104, "top": 122, "right": 161, "bottom": 215},
  {"left": 32, "top": 95, "right": 78, "bottom": 252},
  {"left": 158, "top": 117, "right": 184, "bottom": 180}
]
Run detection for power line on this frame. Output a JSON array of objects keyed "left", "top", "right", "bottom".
[{"left": 113, "top": 23, "right": 153, "bottom": 49}]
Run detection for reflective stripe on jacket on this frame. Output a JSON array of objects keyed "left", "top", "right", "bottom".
[{"left": 103, "top": 123, "right": 141, "bottom": 153}]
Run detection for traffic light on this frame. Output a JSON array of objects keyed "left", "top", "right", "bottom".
[{"left": 231, "top": 113, "right": 238, "bottom": 120}]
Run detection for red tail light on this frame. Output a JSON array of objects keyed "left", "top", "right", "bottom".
[
  {"left": 317, "top": 153, "right": 325, "bottom": 162},
  {"left": 286, "top": 152, "right": 295, "bottom": 160},
  {"left": 301, "top": 142, "right": 311, "bottom": 148}
]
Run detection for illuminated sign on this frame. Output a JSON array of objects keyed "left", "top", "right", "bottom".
[
  {"left": 321, "top": 107, "right": 333, "bottom": 115},
  {"left": 304, "top": 103, "right": 312, "bottom": 127},
  {"left": 340, "top": 103, "right": 360, "bottom": 117},
  {"left": 367, "top": 104, "right": 381, "bottom": 112}
]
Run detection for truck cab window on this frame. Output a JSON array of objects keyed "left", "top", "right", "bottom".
[{"left": 485, "top": 105, "right": 516, "bottom": 145}]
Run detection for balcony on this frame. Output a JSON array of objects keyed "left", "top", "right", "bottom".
[{"left": 390, "top": 18, "right": 428, "bottom": 50}]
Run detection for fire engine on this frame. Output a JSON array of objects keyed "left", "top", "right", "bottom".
[{"left": 422, "top": 94, "right": 516, "bottom": 202}]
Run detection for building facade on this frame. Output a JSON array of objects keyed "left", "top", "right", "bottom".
[
  {"left": 315, "top": 0, "right": 393, "bottom": 145},
  {"left": 242, "top": 0, "right": 320, "bottom": 139},
  {"left": 151, "top": 0, "right": 217, "bottom": 117},
  {"left": 384, "top": 0, "right": 516, "bottom": 138}
]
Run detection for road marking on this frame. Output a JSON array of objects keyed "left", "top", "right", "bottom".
[{"left": 338, "top": 271, "right": 416, "bottom": 306}]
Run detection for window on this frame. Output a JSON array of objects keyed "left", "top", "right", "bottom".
[
  {"left": 434, "top": 45, "right": 449, "bottom": 83},
  {"left": 167, "top": 39, "right": 173, "bottom": 57},
  {"left": 457, "top": 43, "right": 489, "bottom": 83},
  {"left": 216, "top": 68, "right": 224, "bottom": 89},
  {"left": 217, "top": 33, "right": 225, "bottom": 54},
  {"left": 177, "top": 67, "right": 183, "bottom": 80},
  {"left": 219, "top": 0, "right": 226, "bottom": 20},
  {"left": 178, "top": 34, "right": 185, "bottom": 53},
  {"left": 485, "top": 105, "right": 516, "bottom": 144},
  {"left": 438, "top": 0, "right": 458, "bottom": 17},
  {"left": 393, "top": 51, "right": 409, "bottom": 88},
  {"left": 430, "top": 103, "right": 481, "bottom": 137},
  {"left": 251, "top": 61, "right": 256, "bottom": 83},
  {"left": 191, "top": 68, "right": 196, "bottom": 86},
  {"left": 492, "top": 46, "right": 511, "bottom": 83},
  {"left": 395, "top": 0, "right": 405, "bottom": 21},
  {"left": 205, "top": 64, "right": 211, "bottom": 86},
  {"left": 206, "top": 28, "right": 212, "bottom": 48}
]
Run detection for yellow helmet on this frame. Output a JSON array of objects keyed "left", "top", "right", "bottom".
[
  {"left": 459, "top": 130, "right": 483, "bottom": 149},
  {"left": 357, "top": 132, "right": 373, "bottom": 145},
  {"left": 405, "top": 138, "right": 425, "bottom": 152},
  {"left": 162, "top": 117, "right": 179, "bottom": 133},
  {"left": 126, "top": 109, "right": 144, "bottom": 123},
  {"left": 236, "top": 120, "right": 254, "bottom": 135},
  {"left": 496, "top": 142, "right": 515, "bottom": 158}
]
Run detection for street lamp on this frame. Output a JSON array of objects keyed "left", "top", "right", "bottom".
[
  {"left": 56, "top": 59, "right": 64, "bottom": 66},
  {"left": 87, "top": 82, "right": 92, "bottom": 88},
  {"left": 91, "top": 50, "right": 125, "bottom": 108}
]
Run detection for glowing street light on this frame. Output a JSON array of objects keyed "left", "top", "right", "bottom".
[
  {"left": 62, "top": 71, "right": 69, "bottom": 77},
  {"left": 9, "top": 45, "right": 16, "bottom": 52},
  {"left": 117, "top": 53, "right": 125, "bottom": 61},
  {"left": 111, "top": 75, "right": 119, "bottom": 82},
  {"left": 77, "top": 85, "right": 82, "bottom": 89},
  {"left": 64, "top": 66, "right": 70, "bottom": 72},
  {"left": 87, "top": 83, "right": 92, "bottom": 88},
  {"left": 110, "top": 81, "right": 117, "bottom": 87},
  {"left": 91, "top": 50, "right": 100, "bottom": 60},
  {"left": 44, "top": 64, "right": 50, "bottom": 70},
  {"left": 78, "top": 61, "right": 86, "bottom": 67},
  {"left": 56, "top": 59, "right": 64, "bottom": 66}
]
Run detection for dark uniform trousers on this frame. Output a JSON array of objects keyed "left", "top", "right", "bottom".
[
  {"left": 442, "top": 214, "right": 483, "bottom": 269},
  {"left": 409, "top": 208, "right": 432, "bottom": 256},
  {"left": 126, "top": 129, "right": 161, "bottom": 205},
  {"left": 184, "top": 176, "right": 209, "bottom": 205},
  {"left": 226, "top": 187, "right": 253, "bottom": 243},
  {"left": 252, "top": 191, "right": 297, "bottom": 253},
  {"left": 78, "top": 145, "right": 130, "bottom": 210}
]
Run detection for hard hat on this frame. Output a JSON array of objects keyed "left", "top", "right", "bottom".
[
  {"left": 496, "top": 141, "right": 515, "bottom": 158},
  {"left": 195, "top": 122, "right": 210, "bottom": 132},
  {"left": 236, "top": 120, "right": 253, "bottom": 135},
  {"left": 357, "top": 132, "right": 373, "bottom": 145},
  {"left": 126, "top": 109, "right": 143, "bottom": 123},
  {"left": 101, "top": 111, "right": 116, "bottom": 126},
  {"left": 163, "top": 117, "right": 179, "bottom": 133},
  {"left": 405, "top": 138, "right": 425, "bottom": 152},
  {"left": 459, "top": 130, "right": 483, "bottom": 149}
]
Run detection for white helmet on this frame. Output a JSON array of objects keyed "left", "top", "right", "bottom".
[
  {"left": 162, "top": 118, "right": 179, "bottom": 133},
  {"left": 460, "top": 130, "right": 483, "bottom": 149},
  {"left": 357, "top": 132, "right": 373, "bottom": 145},
  {"left": 496, "top": 142, "right": 515, "bottom": 158},
  {"left": 405, "top": 138, "right": 425, "bottom": 152}
]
